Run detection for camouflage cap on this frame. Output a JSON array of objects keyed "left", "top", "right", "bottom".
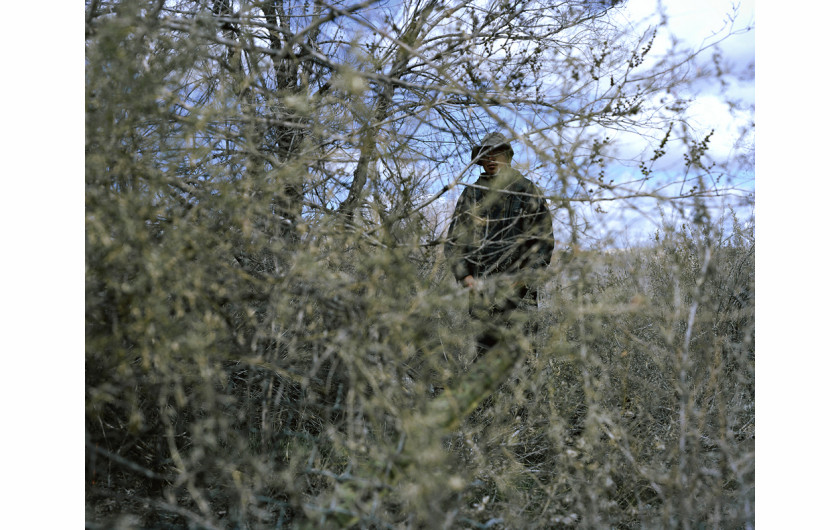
[{"left": 471, "top": 132, "right": 514, "bottom": 162}]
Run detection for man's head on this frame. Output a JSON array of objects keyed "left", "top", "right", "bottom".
[{"left": 471, "top": 133, "right": 514, "bottom": 175}]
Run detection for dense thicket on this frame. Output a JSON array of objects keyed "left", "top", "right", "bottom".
[{"left": 85, "top": 1, "right": 754, "bottom": 527}]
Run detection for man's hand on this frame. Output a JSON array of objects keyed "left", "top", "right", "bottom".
[{"left": 462, "top": 275, "right": 477, "bottom": 289}]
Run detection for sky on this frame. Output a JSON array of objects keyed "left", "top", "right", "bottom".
[
  {"left": 620, "top": 0, "right": 755, "bottom": 160},
  {"left": 581, "top": 0, "right": 756, "bottom": 246}
]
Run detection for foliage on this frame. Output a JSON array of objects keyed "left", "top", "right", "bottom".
[{"left": 86, "top": 1, "right": 754, "bottom": 528}]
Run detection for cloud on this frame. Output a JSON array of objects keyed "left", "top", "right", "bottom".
[
  {"left": 619, "top": 0, "right": 754, "bottom": 57},
  {"left": 575, "top": 1, "right": 756, "bottom": 175}
]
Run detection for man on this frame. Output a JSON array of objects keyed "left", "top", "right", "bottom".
[{"left": 445, "top": 133, "right": 554, "bottom": 356}]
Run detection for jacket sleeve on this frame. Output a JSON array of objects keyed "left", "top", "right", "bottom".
[
  {"left": 520, "top": 182, "right": 554, "bottom": 272},
  {"left": 444, "top": 189, "right": 475, "bottom": 281}
]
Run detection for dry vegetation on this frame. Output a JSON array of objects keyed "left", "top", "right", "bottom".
[
  {"left": 86, "top": 1, "right": 754, "bottom": 527},
  {"left": 86, "top": 212, "right": 754, "bottom": 528}
]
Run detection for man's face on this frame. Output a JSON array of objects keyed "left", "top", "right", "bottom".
[{"left": 478, "top": 149, "right": 511, "bottom": 175}]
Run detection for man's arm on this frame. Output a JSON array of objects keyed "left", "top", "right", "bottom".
[
  {"left": 444, "top": 189, "right": 476, "bottom": 283},
  {"left": 521, "top": 183, "right": 554, "bottom": 272}
]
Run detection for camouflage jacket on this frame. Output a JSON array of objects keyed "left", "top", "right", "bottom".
[{"left": 445, "top": 168, "right": 554, "bottom": 283}]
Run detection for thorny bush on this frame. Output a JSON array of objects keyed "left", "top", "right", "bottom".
[{"left": 86, "top": 1, "right": 754, "bottom": 528}]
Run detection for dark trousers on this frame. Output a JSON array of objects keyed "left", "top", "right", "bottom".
[{"left": 468, "top": 283, "right": 538, "bottom": 360}]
